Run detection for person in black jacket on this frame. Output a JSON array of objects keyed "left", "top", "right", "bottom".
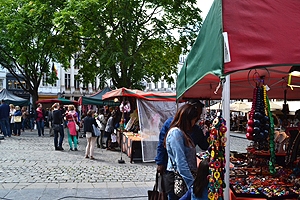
[
  {"left": 83, "top": 109, "right": 99, "bottom": 160},
  {"left": 52, "top": 103, "right": 64, "bottom": 151}
]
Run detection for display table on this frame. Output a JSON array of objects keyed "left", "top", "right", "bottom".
[
  {"left": 230, "top": 190, "right": 266, "bottom": 200},
  {"left": 121, "top": 132, "right": 142, "bottom": 163}
]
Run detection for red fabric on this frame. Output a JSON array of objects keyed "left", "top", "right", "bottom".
[
  {"left": 103, "top": 87, "right": 176, "bottom": 101},
  {"left": 66, "top": 111, "right": 78, "bottom": 136},
  {"left": 36, "top": 108, "right": 44, "bottom": 121},
  {"left": 179, "top": 66, "right": 300, "bottom": 100},
  {"left": 68, "top": 121, "right": 77, "bottom": 136},
  {"left": 179, "top": 0, "right": 300, "bottom": 101},
  {"left": 102, "top": 87, "right": 144, "bottom": 100},
  {"left": 222, "top": 0, "right": 300, "bottom": 74}
]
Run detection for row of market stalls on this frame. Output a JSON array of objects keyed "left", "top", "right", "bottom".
[
  {"left": 177, "top": 0, "right": 300, "bottom": 199},
  {"left": 34, "top": 87, "right": 178, "bottom": 163}
]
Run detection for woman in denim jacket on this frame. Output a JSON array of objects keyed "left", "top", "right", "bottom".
[{"left": 165, "top": 104, "right": 199, "bottom": 199}]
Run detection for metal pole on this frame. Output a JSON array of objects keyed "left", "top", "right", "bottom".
[{"left": 222, "top": 75, "right": 230, "bottom": 200}]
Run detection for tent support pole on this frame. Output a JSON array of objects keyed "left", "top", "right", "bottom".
[{"left": 222, "top": 75, "right": 230, "bottom": 200}]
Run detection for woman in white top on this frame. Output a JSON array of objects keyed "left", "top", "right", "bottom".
[{"left": 96, "top": 108, "right": 106, "bottom": 149}]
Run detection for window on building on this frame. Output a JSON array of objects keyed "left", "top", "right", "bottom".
[
  {"left": 74, "top": 53, "right": 80, "bottom": 69},
  {"left": 74, "top": 79, "right": 80, "bottom": 90},
  {"left": 161, "top": 81, "right": 164, "bottom": 89},
  {"left": 42, "top": 73, "right": 47, "bottom": 86},
  {"left": 8, "top": 80, "right": 14, "bottom": 89},
  {"left": 20, "top": 81, "right": 27, "bottom": 89},
  {"left": 147, "top": 83, "right": 152, "bottom": 90},
  {"left": 92, "top": 78, "right": 97, "bottom": 90},
  {"left": 14, "top": 80, "right": 22, "bottom": 89},
  {"left": 65, "top": 74, "right": 71, "bottom": 90},
  {"left": 154, "top": 82, "right": 158, "bottom": 89},
  {"left": 0, "top": 79, "right": 3, "bottom": 89}
]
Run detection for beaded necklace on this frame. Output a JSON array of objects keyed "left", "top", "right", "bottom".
[
  {"left": 263, "top": 85, "right": 276, "bottom": 174},
  {"left": 246, "top": 85, "right": 276, "bottom": 174},
  {"left": 208, "top": 116, "right": 227, "bottom": 200}
]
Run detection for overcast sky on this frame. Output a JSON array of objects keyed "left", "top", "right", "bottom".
[{"left": 197, "top": 0, "right": 214, "bottom": 19}]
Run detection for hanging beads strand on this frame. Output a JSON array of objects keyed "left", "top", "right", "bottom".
[
  {"left": 246, "top": 87, "right": 258, "bottom": 140},
  {"left": 208, "top": 116, "right": 227, "bottom": 200},
  {"left": 264, "top": 86, "right": 276, "bottom": 175}
]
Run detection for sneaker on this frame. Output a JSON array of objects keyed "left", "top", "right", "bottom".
[
  {"left": 70, "top": 148, "right": 73, "bottom": 151},
  {"left": 58, "top": 147, "right": 64, "bottom": 151},
  {"left": 90, "top": 156, "right": 95, "bottom": 160},
  {"left": 85, "top": 155, "right": 89, "bottom": 159},
  {"left": 74, "top": 148, "right": 78, "bottom": 151}
]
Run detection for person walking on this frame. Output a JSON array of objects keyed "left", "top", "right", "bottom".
[
  {"left": 9, "top": 104, "right": 16, "bottom": 136},
  {"left": 29, "top": 107, "right": 35, "bottom": 131},
  {"left": 83, "top": 110, "right": 99, "bottom": 159},
  {"left": 0, "top": 99, "right": 11, "bottom": 137},
  {"left": 52, "top": 103, "right": 64, "bottom": 151},
  {"left": 13, "top": 106, "right": 22, "bottom": 136},
  {"left": 164, "top": 104, "right": 199, "bottom": 199},
  {"left": 36, "top": 103, "right": 45, "bottom": 136},
  {"left": 97, "top": 108, "right": 106, "bottom": 148},
  {"left": 105, "top": 111, "right": 116, "bottom": 150},
  {"left": 65, "top": 105, "right": 78, "bottom": 151},
  {"left": 48, "top": 107, "right": 54, "bottom": 137},
  {"left": 21, "top": 106, "right": 29, "bottom": 131}
]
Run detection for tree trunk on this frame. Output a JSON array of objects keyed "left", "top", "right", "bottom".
[{"left": 31, "top": 89, "right": 39, "bottom": 110}]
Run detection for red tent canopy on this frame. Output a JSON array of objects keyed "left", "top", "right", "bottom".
[
  {"left": 139, "top": 92, "right": 176, "bottom": 101},
  {"left": 102, "top": 87, "right": 176, "bottom": 101},
  {"left": 177, "top": 0, "right": 300, "bottom": 101},
  {"left": 102, "top": 87, "right": 145, "bottom": 100}
]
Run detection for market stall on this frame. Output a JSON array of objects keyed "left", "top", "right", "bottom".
[
  {"left": 102, "top": 87, "right": 178, "bottom": 163},
  {"left": 36, "top": 97, "right": 78, "bottom": 105},
  {"left": 177, "top": 0, "right": 300, "bottom": 199},
  {"left": 78, "top": 87, "right": 119, "bottom": 107},
  {"left": 0, "top": 88, "right": 29, "bottom": 106}
]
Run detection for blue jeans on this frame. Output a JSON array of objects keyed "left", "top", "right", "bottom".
[
  {"left": 30, "top": 118, "right": 35, "bottom": 130},
  {"left": 14, "top": 122, "right": 22, "bottom": 135},
  {"left": 22, "top": 118, "right": 29, "bottom": 131},
  {"left": 0, "top": 118, "right": 11, "bottom": 137},
  {"left": 54, "top": 125, "right": 64, "bottom": 148},
  {"left": 36, "top": 120, "right": 44, "bottom": 136}
]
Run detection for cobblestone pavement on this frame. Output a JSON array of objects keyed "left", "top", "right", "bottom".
[
  {"left": 0, "top": 128, "right": 156, "bottom": 200},
  {"left": 0, "top": 128, "right": 248, "bottom": 200}
]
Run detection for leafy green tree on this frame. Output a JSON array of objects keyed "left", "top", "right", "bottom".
[
  {"left": 0, "top": 0, "right": 77, "bottom": 107},
  {"left": 56, "top": 0, "right": 202, "bottom": 89}
]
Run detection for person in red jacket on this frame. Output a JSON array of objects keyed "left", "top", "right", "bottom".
[{"left": 36, "top": 103, "right": 45, "bottom": 137}]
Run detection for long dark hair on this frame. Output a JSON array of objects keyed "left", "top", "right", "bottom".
[
  {"left": 193, "top": 158, "right": 209, "bottom": 197},
  {"left": 165, "top": 104, "right": 199, "bottom": 147}
]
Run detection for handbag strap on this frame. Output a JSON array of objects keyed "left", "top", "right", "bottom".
[
  {"left": 153, "top": 172, "right": 167, "bottom": 193},
  {"left": 169, "top": 157, "right": 177, "bottom": 172},
  {"left": 159, "top": 173, "right": 166, "bottom": 193},
  {"left": 153, "top": 172, "right": 159, "bottom": 191}
]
